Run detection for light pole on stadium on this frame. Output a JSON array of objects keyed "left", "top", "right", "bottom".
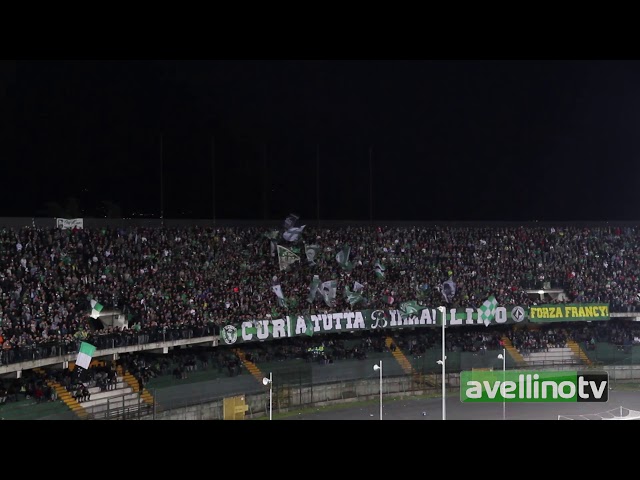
[
  {"left": 373, "top": 360, "right": 383, "bottom": 420},
  {"left": 497, "top": 349, "right": 506, "bottom": 420},
  {"left": 437, "top": 306, "right": 446, "bottom": 420},
  {"left": 262, "top": 372, "right": 273, "bottom": 420}
]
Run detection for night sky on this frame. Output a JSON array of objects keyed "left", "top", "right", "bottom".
[{"left": 3, "top": 60, "right": 640, "bottom": 221}]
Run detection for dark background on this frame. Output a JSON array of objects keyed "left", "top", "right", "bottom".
[{"left": 2, "top": 60, "right": 640, "bottom": 221}]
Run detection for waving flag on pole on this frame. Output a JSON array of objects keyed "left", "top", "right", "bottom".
[
  {"left": 320, "top": 280, "right": 338, "bottom": 306},
  {"left": 307, "top": 275, "right": 321, "bottom": 303},
  {"left": 399, "top": 300, "right": 423, "bottom": 318},
  {"left": 374, "top": 260, "right": 385, "bottom": 279},
  {"left": 284, "top": 213, "right": 300, "bottom": 230},
  {"left": 479, "top": 295, "right": 498, "bottom": 326},
  {"left": 76, "top": 342, "right": 96, "bottom": 369},
  {"left": 440, "top": 277, "right": 456, "bottom": 304},
  {"left": 90, "top": 300, "right": 104, "bottom": 319},
  {"left": 283, "top": 225, "right": 305, "bottom": 242},
  {"left": 336, "top": 245, "right": 354, "bottom": 271},
  {"left": 271, "top": 282, "right": 286, "bottom": 307},
  {"left": 277, "top": 245, "right": 300, "bottom": 271},
  {"left": 305, "top": 244, "right": 321, "bottom": 265},
  {"left": 344, "top": 286, "right": 364, "bottom": 306}
]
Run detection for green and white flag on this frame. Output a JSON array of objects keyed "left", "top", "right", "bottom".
[
  {"left": 76, "top": 341, "right": 96, "bottom": 369},
  {"left": 307, "top": 275, "right": 321, "bottom": 303},
  {"left": 479, "top": 295, "right": 498, "bottom": 326},
  {"left": 399, "top": 300, "right": 423, "bottom": 318},
  {"left": 277, "top": 245, "right": 300, "bottom": 271},
  {"left": 374, "top": 260, "right": 385, "bottom": 278},
  {"left": 336, "top": 245, "right": 353, "bottom": 271},
  {"left": 344, "top": 286, "right": 364, "bottom": 306},
  {"left": 90, "top": 300, "right": 104, "bottom": 319}
]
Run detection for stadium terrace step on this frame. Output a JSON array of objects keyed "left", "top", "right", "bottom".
[
  {"left": 82, "top": 392, "right": 148, "bottom": 418},
  {"left": 118, "top": 369, "right": 156, "bottom": 410},
  {"left": 521, "top": 347, "right": 580, "bottom": 366},
  {"left": 501, "top": 336, "right": 527, "bottom": 367},
  {"left": 385, "top": 336, "right": 436, "bottom": 387},
  {"left": 44, "top": 379, "right": 88, "bottom": 419},
  {"left": 233, "top": 348, "right": 264, "bottom": 383},
  {"left": 567, "top": 339, "right": 592, "bottom": 365}
]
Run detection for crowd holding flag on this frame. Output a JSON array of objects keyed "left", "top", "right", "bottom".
[
  {"left": 263, "top": 230, "right": 280, "bottom": 257},
  {"left": 307, "top": 275, "right": 321, "bottom": 303},
  {"left": 440, "top": 277, "right": 457, "bottom": 304},
  {"left": 271, "top": 277, "right": 286, "bottom": 307},
  {"left": 283, "top": 213, "right": 299, "bottom": 230},
  {"left": 344, "top": 285, "right": 365, "bottom": 306},
  {"left": 258, "top": 214, "right": 473, "bottom": 321},
  {"left": 399, "top": 300, "right": 423, "bottom": 318},
  {"left": 320, "top": 280, "right": 338, "bottom": 306},
  {"left": 336, "top": 245, "right": 354, "bottom": 271},
  {"left": 374, "top": 260, "right": 385, "bottom": 278},
  {"left": 283, "top": 213, "right": 305, "bottom": 242},
  {"left": 283, "top": 225, "right": 305, "bottom": 242},
  {"left": 304, "top": 244, "right": 321, "bottom": 265}
]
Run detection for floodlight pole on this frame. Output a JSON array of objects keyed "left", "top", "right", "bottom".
[
  {"left": 378, "top": 360, "right": 383, "bottom": 420},
  {"left": 502, "top": 348, "right": 506, "bottom": 421},
  {"left": 268, "top": 371, "right": 272, "bottom": 420},
  {"left": 440, "top": 306, "right": 446, "bottom": 421}
]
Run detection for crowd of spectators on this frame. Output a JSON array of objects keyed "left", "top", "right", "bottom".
[{"left": 2, "top": 223, "right": 640, "bottom": 365}]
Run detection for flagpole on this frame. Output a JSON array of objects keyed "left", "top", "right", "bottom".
[
  {"left": 316, "top": 144, "right": 320, "bottom": 226},
  {"left": 369, "top": 146, "right": 373, "bottom": 224},
  {"left": 211, "top": 136, "right": 216, "bottom": 225}
]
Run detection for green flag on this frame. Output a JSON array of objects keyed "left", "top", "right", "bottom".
[
  {"left": 344, "top": 286, "right": 364, "bottom": 306},
  {"left": 305, "top": 317, "right": 314, "bottom": 336},
  {"left": 399, "top": 300, "right": 423, "bottom": 318}
]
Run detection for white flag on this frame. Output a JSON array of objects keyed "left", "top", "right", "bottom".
[
  {"left": 271, "top": 284, "right": 285, "bottom": 307},
  {"left": 283, "top": 226, "right": 305, "bottom": 242}
]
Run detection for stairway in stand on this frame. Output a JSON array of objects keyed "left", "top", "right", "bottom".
[
  {"left": 233, "top": 348, "right": 264, "bottom": 383},
  {"left": 385, "top": 337, "right": 436, "bottom": 388},
  {"left": 567, "top": 339, "right": 592, "bottom": 365},
  {"left": 117, "top": 366, "right": 156, "bottom": 408},
  {"left": 34, "top": 368, "right": 88, "bottom": 419},
  {"left": 500, "top": 336, "right": 527, "bottom": 368}
]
